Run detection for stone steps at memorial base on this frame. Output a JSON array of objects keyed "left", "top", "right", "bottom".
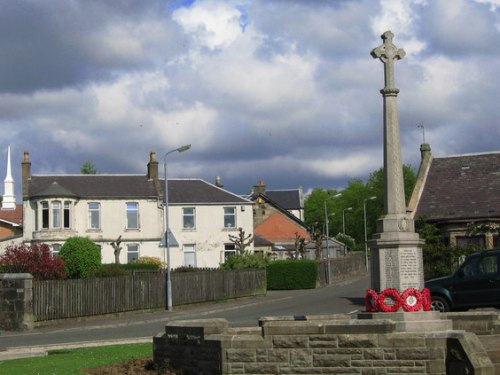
[{"left": 478, "top": 335, "right": 500, "bottom": 375}]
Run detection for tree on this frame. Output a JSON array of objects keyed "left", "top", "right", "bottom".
[
  {"left": 110, "top": 235, "right": 122, "bottom": 264},
  {"left": 228, "top": 227, "right": 253, "bottom": 255},
  {"left": 309, "top": 229, "right": 324, "bottom": 260},
  {"left": 293, "top": 233, "right": 307, "bottom": 259},
  {"left": 81, "top": 161, "right": 98, "bottom": 174},
  {"left": 304, "top": 165, "right": 417, "bottom": 251},
  {"left": 59, "top": 236, "right": 102, "bottom": 278},
  {"left": 0, "top": 243, "right": 67, "bottom": 280}
]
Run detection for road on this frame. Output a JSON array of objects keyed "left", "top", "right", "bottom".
[{"left": 0, "top": 275, "right": 369, "bottom": 356}]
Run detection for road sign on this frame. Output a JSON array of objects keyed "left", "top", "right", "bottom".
[{"left": 159, "top": 229, "right": 179, "bottom": 247}]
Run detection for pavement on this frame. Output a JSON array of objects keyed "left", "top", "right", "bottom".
[{"left": 0, "top": 275, "right": 369, "bottom": 361}]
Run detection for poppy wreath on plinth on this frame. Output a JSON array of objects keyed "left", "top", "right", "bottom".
[
  {"left": 421, "top": 288, "right": 432, "bottom": 311},
  {"left": 377, "top": 288, "right": 402, "bottom": 312},
  {"left": 400, "top": 288, "right": 422, "bottom": 312},
  {"left": 365, "top": 289, "right": 379, "bottom": 312}
]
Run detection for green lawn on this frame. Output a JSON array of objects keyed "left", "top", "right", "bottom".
[{"left": 0, "top": 343, "right": 152, "bottom": 375}]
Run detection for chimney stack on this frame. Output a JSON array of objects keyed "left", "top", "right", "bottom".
[
  {"left": 22, "top": 151, "right": 31, "bottom": 198},
  {"left": 147, "top": 151, "right": 159, "bottom": 180},
  {"left": 253, "top": 180, "right": 266, "bottom": 195}
]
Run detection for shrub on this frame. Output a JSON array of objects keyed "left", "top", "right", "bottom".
[
  {"left": 267, "top": 259, "right": 317, "bottom": 290},
  {"left": 59, "top": 237, "right": 101, "bottom": 279},
  {"left": 0, "top": 243, "right": 67, "bottom": 280},
  {"left": 91, "top": 264, "right": 129, "bottom": 278},
  {"left": 423, "top": 243, "right": 478, "bottom": 280},
  {"left": 220, "top": 252, "right": 270, "bottom": 270},
  {"left": 130, "top": 256, "right": 164, "bottom": 269}
]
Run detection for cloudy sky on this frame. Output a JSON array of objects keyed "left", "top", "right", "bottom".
[{"left": 1, "top": 0, "right": 499, "bottom": 200}]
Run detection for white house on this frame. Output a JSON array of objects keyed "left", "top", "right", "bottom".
[{"left": 20, "top": 151, "right": 254, "bottom": 268}]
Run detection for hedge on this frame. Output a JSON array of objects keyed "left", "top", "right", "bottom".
[{"left": 266, "top": 259, "right": 317, "bottom": 290}]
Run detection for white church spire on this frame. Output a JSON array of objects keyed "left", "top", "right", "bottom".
[{"left": 2, "top": 146, "right": 16, "bottom": 210}]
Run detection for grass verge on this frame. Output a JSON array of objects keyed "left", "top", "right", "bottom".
[{"left": 0, "top": 343, "right": 152, "bottom": 375}]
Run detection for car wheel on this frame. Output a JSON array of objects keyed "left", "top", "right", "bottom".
[{"left": 431, "top": 296, "right": 450, "bottom": 312}]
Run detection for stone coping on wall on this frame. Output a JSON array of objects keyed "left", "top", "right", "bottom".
[
  {"left": 154, "top": 313, "right": 499, "bottom": 374},
  {"left": 0, "top": 273, "right": 33, "bottom": 280}
]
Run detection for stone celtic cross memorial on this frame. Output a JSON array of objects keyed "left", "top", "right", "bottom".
[{"left": 368, "top": 31, "right": 425, "bottom": 298}]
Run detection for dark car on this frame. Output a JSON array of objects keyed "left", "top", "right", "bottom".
[{"left": 425, "top": 249, "right": 500, "bottom": 312}]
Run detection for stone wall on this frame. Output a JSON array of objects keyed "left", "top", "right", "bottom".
[
  {"left": 153, "top": 314, "right": 496, "bottom": 374},
  {"left": 0, "top": 273, "right": 34, "bottom": 331}
]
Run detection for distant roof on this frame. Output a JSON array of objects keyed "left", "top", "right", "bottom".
[
  {"left": 0, "top": 204, "right": 23, "bottom": 226},
  {"left": 247, "top": 189, "right": 303, "bottom": 210},
  {"left": 415, "top": 151, "right": 500, "bottom": 221},
  {"left": 28, "top": 175, "right": 250, "bottom": 204},
  {"left": 254, "top": 234, "right": 274, "bottom": 247},
  {"left": 265, "top": 190, "right": 302, "bottom": 210}
]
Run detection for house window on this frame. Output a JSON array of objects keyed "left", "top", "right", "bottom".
[
  {"left": 52, "top": 201, "right": 61, "bottom": 228},
  {"left": 183, "top": 244, "right": 196, "bottom": 267},
  {"left": 456, "top": 235, "right": 486, "bottom": 249},
  {"left": 224, "top": 207, "right": 236, "bottom": 228},
  {"left": 126, "top": 202, "right": 139, "bottom": 229},
  {"left": 494, "top": 234, "right": 499, "bottom": 248},
  {"left": 127, "top": 244, "right": 139, "bottom": 263},
  {"left": 41, "top": 202, "right": 49, "bottom": 229},
  {"left": 88, "top": 202, "right": 101, "bottom": 230},
  {"left": 64, "top": 201, "right": 71, "bottom": 229},
  {"left": 52, "top": 244, "right": 61, "bottom": 257},
  {"left": 183, "top": 207, "right": 195, "bottom": 229},
  {"left": 224, "top": 243, "right": 236, "bottom": 260}
]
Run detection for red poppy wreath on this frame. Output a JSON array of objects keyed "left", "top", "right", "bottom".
[
  {"left": 365, "top": 289, "right": 379, "bottom": 312},
  {"left": 401, "top": 288, "right": 422, "bottom": 312},
  {"left": 377, "top": 288, "right": 401, "bottom": 312},
  {"left": 421, "top": 288, "right": 432, "bottom": 311}
]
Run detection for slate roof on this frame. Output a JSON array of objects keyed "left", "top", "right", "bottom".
[
  {"left": 265, "top": 190, "right": 302, "bottom": 210},
  {"left": 168, "top": 179, "right": 250, "bottom": 205},
  {"left": 28, "top": 175, "right": 250, "bottom": 205},
  {"left": 415, "top": 152, "right": 500, "bottom": 222},
  {"left": 29, "top": 175, "right": 159, "bottom": 199}
]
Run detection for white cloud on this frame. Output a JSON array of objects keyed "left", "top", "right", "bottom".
[
  {"left": 173, "top": 0, "right": 246, "bottom": 51},
  {"left": 307, "top": 153, "right": 381, "bottom": 179}
]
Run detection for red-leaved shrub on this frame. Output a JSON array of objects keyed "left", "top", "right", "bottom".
[{"left": 0, "top": 243, "right": 67, "bottom": 280}]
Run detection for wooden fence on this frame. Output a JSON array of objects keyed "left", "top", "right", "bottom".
[{"left": 33, "top": 269, "right": 266, "bottom": 322}]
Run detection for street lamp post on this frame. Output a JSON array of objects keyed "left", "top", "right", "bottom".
[
  {"left": 164, "top": 144, "right": 191, "bottom": 312},
  {"left": 342, "top": 207, "right": 353, "bottom": 234},
  {"left": 363, "top": 196, "right": 377, "bottom": 271},
  {"left": 324, "top": 193, "right": 341, "bottom": 284}
]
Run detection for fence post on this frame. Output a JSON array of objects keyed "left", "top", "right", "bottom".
[{"left": 0, "top": 273, "right": 35, "bottom": 330}]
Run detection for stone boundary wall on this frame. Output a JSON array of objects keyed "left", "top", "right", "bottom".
[
  {"left": 0, "top": 273, "right": 34, "bottom": 331},
  {"left": 318, "top": 252, "right": 367, "bottom": 287},
  {"left": 153, "top": 314, "right": 497, "bottom": 374}
]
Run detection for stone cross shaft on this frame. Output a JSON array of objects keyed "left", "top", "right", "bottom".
[
  {"left": 368, "top": 31, "right": 425, "bottom": 294},
  {"left": 372, "top": 31, "right": 407, "bottom": 216}
]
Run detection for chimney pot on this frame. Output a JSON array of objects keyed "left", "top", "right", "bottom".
[{"left": 215, "top": 176, "right": 224, "bottom": 188}]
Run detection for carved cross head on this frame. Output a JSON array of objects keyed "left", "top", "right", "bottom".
[{"left": 371, "top": 31, "right": 406, "bottom": 62}]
